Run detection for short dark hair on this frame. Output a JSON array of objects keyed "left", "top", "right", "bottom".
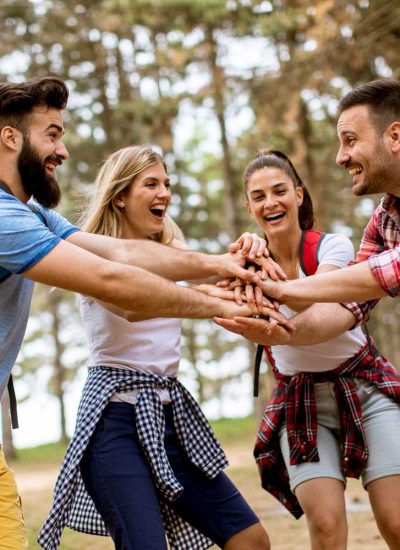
[
  {"left": 0, "top": 76, "right": 69, "bottom": 134},
  {"left": 338, "top": 79, "right": 400, "bottom": 134},
  {"left": 243, "top": 149, "right": 315, "bottom": 230}
]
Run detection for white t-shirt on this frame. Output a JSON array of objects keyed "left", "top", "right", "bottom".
[
  {"left": 271, "top": 233, "right": 367, "bottom": 376},
  {"left": 80, "top": 295, "right": 182, "bottom": 404}
]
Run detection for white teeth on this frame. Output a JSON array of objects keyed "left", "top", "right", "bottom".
[
  {"left": 349, "top": 167, "right": 362, "bottom": 175},
  {"left": 151, "top": 204, "right": 166, "bottom": 210},
  {"left": 265, "top": 213, "right": 284, "bottom": 221}
]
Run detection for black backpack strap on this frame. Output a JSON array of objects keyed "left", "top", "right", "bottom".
[
  {"left": 7, "top": 376, "right": 19, "bottom": 429},
  {"left": 253, "top": 344, "right": 264, "bottom": 397}
]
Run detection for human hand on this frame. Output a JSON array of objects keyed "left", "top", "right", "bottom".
[
  {"left": 196, "top": 282, "right": 275, "bottom": 314},
  {"left": 253, "top": 274, "right": 285, "bottom": 302},
  {"left": 228, "top": 232, "right": 268, "bottom": 262},
  {"left": 213, "top": 315, "right": 295, "bottom": 345}
]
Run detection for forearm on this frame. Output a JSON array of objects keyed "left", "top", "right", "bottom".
[
  {"left": 100, "top": 264, "right": 230, "bottom": 320},
  {"left": 277, "top": 261, "right": 387, "bottom": 303},
  {"left": 69, "top": 232, "right": 218, "bottom": 281},
  {"left": 24, "top": 240, "right": 239, "bottom": 320},
  {"left": 287, "top": 303, "right": 357, "bottom": 345}
]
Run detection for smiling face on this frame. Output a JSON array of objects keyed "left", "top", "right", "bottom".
[
  {"left": 18, "top": 106, "right": 69, "bottom": 208},
  {"left": 336, "top": 104, "right": 399, "bottom": 197},
  {"left": 246, "top": 167, "right": 303, "bottom": 239},
  {"left": 117, "top": 161, "right": 171, "bottom": 239}
]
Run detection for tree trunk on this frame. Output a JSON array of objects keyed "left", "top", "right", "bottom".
[
  {"left": 49, "top": 294, "right": 69, "bottom": 445},
  {"left": 206, "top": 24, "right": 242, "bottom": 240},
  {"left": 1, "top": 391, "right": 16, "bottom": 461}
]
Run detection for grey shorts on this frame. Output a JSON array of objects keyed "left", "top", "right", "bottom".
[{"left": 279, "top": 381, "right": 400, "bottom": 493}]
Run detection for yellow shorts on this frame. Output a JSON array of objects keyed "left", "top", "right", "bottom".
[{"left": 0, "top": 446, "right": 28, "bottom": 550}]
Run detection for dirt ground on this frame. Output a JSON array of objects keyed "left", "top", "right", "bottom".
[{"left": 15, "top": 437, "right": 387, "bottom": 549}]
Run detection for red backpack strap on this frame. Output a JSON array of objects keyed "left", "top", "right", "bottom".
[
  {"left": 253, "top": 230, "right": 327, "bottom": 396},
  {"left": 299, "top": 230, "right": 326, "bottom": 276}
]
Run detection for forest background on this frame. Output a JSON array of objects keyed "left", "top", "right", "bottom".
[{"left": 1, "top": 0, "right": 400, "bottom": 456}]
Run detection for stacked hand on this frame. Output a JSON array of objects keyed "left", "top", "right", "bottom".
[{"left": 203, "top": 232, "right": 296, "bottom": 344}]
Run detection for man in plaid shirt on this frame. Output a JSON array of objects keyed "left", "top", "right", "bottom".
[
  {"left": 215, "top": 79, "right": 400, "bottom": 549},
  {"left": 217, "top": 78, "right": 400, "bottom": 345}
]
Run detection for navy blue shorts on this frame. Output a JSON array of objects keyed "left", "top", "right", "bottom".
[{"left": 80, "top": 402, "right": 259, "bottom": 550}]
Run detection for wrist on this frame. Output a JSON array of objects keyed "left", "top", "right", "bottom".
[{"left": 196, "top": 252, "right": 220, "bottom": 278}]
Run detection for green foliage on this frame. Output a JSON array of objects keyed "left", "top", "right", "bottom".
[{"left": 2, "top": 0, "right": 400, "bottom": 444}]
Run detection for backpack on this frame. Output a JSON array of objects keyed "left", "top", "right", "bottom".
[
  {"left": 253, "top": 230, "right": 376, "bottom": 397},
  {"left": 0, "top": 180, "right": 48, "bottom": 428},
  {"left": 253, "top": 230, "right": 326, "bottom": 397}
]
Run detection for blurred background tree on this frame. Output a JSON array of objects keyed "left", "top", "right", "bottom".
[{"left": 1, "top": 0, "right": 399, "bottom": 452}]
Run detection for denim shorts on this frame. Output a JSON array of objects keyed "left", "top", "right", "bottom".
[
  {"left": 80, "top": 402, "right": 258, "bottom": 550},
  {"left": 279, "top": 381, "right": 400, "bottom": 492}
]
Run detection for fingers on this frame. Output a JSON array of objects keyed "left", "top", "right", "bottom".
[
  {"left": 234, "top": 284, "right": 243, "bottom": 305},
  {"left": 253, "top": 278, "right": 283, "bottom": 301},
  {"left": 253, "top": 257, "right": 287, "bottom": 281},
  {"left": 228, "top": 233, "right": 268, "bottom": 261},
  {"left": 213, "top": 317, "right": 245, "bottom": 335},
  {"left": 259, "top": 307, "right": 295, "bottom": 331}
]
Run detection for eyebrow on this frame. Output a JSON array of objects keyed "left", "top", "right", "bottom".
[
  {"left": 338, "top": 129, "right": 356, "bottom": 138},
  {"left": 249, "top": 182, "right": 287, "bottom": 195},
  {"left": 143, "top": 176, "right": 170, "bottom": 183},
  {"left": 46, "top": 123, "right": 65, "bottom": 135}
]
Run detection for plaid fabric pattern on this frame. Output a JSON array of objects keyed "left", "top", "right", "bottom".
[
  {"left": 254, "top": 342, "right": 400, "bottom": 519},
  {"left": 343, "top": 194, "right": 400, "bottom": 324},
  {"left": 38, "top": 367, "right": 228, "bottom": 550}
]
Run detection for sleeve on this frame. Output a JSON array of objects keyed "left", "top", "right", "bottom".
[
  {"left": 33, "top": 202, "right": 79, "bottom": 240},
  {"left": 317, "top": 233, "right": 355, "bottom": 268},
  {"left": 367, "top": 246, "right": 400, "bottom": 297},
  {"left": 0, "top": 194, "right": 78, "bottom": 274},
  {"left": 340, "top": 209, "right": 385, "bottom": 325}
]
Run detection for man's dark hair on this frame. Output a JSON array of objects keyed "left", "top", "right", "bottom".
[
  {"left": 338, "top": 79, "right": 400, "bottom": 134},
  {"left": 0, "top": 76, "right": 68, "bottom": 134}
]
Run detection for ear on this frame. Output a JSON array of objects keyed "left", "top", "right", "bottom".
[
  {"left": 295, "top": 186, "right": 304, "bottom": 206},
  {"left": 0, "top": 126, "right": 22, "bottom": 152},
  {"left": 386, "top": 122, "right": 400, "bottom": 154},
  {"left": 244, "top": 200, "right": 253, "bottom": 217}
]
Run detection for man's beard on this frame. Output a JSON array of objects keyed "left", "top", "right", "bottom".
[
  {"left": 17, "top": 137, "right": 62, "bottom": 208},
  {"left": 353, "top": 141, "right": 396, "bottom": 197}
]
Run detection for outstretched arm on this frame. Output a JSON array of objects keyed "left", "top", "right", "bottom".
[
  {"left": 68, "top": 231, "right": 275, "bottom": 284},
  {"left": 255, "top": 260, "right": 388, "bottom": 303},
  {"left": 23, "top": 239, "right": 285, "bottom": 322},
  {"left": 215, "top": 302, "right": 356, "bottom": 346}
]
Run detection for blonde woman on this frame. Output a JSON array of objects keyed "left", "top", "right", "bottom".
[{"left": 39, "top": 146, "right": 273, "bottom": 550}]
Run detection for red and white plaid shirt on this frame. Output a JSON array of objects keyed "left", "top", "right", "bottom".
[
  {"left": 254, "top": 342, "right": 400, "bottom": 518},
  {"left": 344, "top": 194, "right": 400, "bottom": 324}
]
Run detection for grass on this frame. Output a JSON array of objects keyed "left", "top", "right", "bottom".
[
  {"left": 11, "top": 417, "right": 387, "bottom": 550},
  {"left": 11, "top": 441, "right": 69, "bottom": 465}
]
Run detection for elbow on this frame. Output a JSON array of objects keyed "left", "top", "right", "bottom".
[{"left": 87, "top": 261, "right": 123, "bottom": 304}]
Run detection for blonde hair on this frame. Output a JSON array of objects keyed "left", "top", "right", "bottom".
[{"left": 81, "top": 145, "right": 184, "bottom": 245}]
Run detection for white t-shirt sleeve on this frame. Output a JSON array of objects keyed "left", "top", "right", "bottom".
[{"left": 317, "top": 233, "right": 355, "bottom": 269}]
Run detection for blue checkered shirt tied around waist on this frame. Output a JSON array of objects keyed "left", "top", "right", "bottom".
[{"left": 38, "top": 367, "right": 229, "bottom": 550}]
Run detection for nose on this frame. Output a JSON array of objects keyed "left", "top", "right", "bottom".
[
  {"left": 336, "top": 144, "right": 349, "bottom": 166},
  {"left": 55, "top": 140, "right": 69, "bottom": 161},
  {"left": 264, "top": 195, "right": 278, "bottom": 210},
  {"left": 157, "top": 184, "right": 171, "bottom": 198}
]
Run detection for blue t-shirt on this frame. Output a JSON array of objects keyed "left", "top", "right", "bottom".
[{"left": 0, "top": 190, "right": 79, "bottom": 401}]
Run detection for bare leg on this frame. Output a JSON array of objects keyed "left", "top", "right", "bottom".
[
  {"left": 295, "top": 477, "right": 347, "bottom": 550},
  {"left": 223, "top": 522, "right": 270, "bottom": 550},
  {"left": 367, "top": 475, "right": 400, "bottom": 549}
]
